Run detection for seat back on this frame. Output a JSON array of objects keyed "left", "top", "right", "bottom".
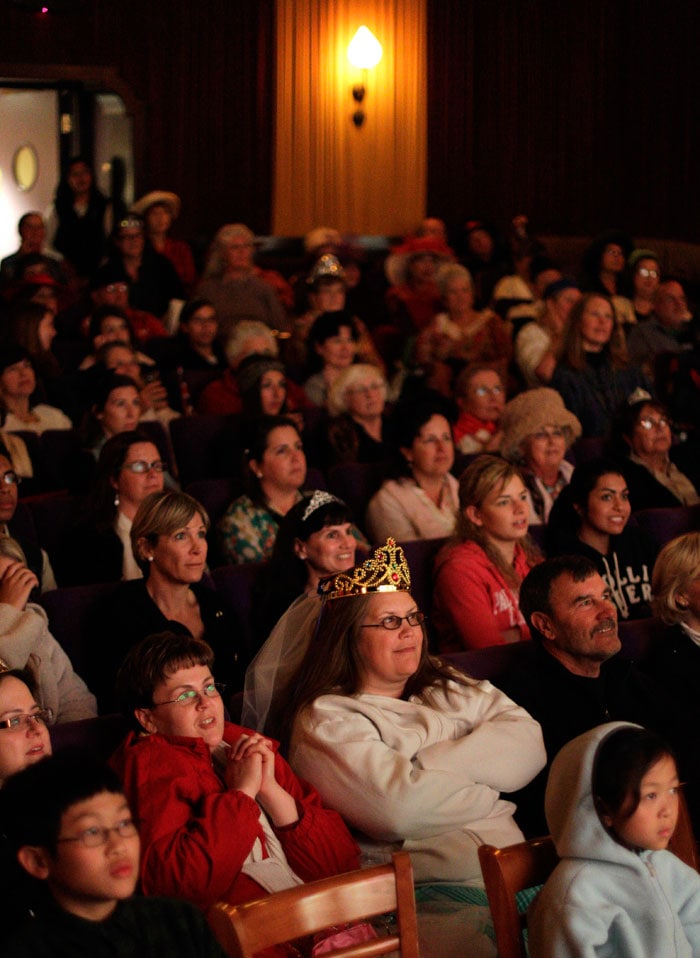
[
  {"left": 208, "top": 851, "right": 419, "bottom": 958},
  {"left": 633, "top": 505, "right": 700, "bottom": 549},
  {"left": 37, "top": 581, "right": 121, "bottom": 675},
  {"left": 326, "top": 461, "right": 387, "bottom": 531},
  {"left": 170, "top": 413, "right": 242, "bottom": 485},
  {"left": 478, "top": 837, "right": 560, "bottom": 958}
]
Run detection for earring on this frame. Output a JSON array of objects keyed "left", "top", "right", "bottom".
[
  {"left": 114, "top": 492, "right": 120, "bottom": 507},
  {"left": 677, "top": 599, "right": 689, "bottom": 610},
  {"left": 147, "top": 556, "right": 154, "bottom": 563}
]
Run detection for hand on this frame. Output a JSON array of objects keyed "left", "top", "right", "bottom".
[
  {"left": 140, "top": 380, "right": 169, "bottom": 412},
  {"left": 224, "top": 733, "right": 268, "bottom": 799},
  {"left": 0, "top": 561, "right": 38, "bottom": 610}
]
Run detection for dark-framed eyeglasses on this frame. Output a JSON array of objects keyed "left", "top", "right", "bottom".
[{"left": 361, "top": 611, "right": 426, "bottom": 631}]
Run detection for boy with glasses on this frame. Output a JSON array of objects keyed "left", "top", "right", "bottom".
[{"left": 2, "top": 752, "right": 228, "bottom": 954}]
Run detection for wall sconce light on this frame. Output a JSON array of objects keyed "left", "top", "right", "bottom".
[{"left": 347, "top": 26, "right": 382, "bottom": 128}]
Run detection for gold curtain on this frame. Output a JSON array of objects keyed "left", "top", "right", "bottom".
[{"left": 273, "top": 0, "right": 426, "bottom": 236}]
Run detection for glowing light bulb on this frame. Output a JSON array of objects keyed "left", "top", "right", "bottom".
[{"left": 347, "top": 27, "right": 382, "bottom": 70}]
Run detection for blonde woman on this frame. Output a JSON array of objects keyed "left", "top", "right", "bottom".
[
  {"left": 325, "top": 363, "right": 389, "bottom": 466},
  {"left": 432, "top": 455, "right": 541, "bottom": 652}
]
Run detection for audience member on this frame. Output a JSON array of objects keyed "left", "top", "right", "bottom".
[
  {"left": 102, "top": 214, "right": 184, "bottom": 320},
  {"left": 0, "top": 346, "right": 72, "bottom": 435},
  {"left": 1, "top": 301, "right": 61, "bottom": 400},
  {"left": 499, "top": 555, "right": 669, "bottom": 836},
  {"left": 414, "top": 262, "right": 511, "bottom": 383},
  {"left": 91, "top": 490, "right": 242, "bottom": 710},
  {"left": 147, "top": 297, "right": 225, "bottom": 373},
  {"left": 612, "top": 392, "right": 699, "bottom": 508},
  {"left": 48, "top": 156, "right": 111, "bottom": 278},
  {"left": 61, "top": 431, "right": 166, "bottom": 585},
  {"left": 198, "top": 223, "right": 289, "bottom": 338},
  {"left": 1, "top": 753, "right": 229, "bottom": 955},
  {"left": 286, "top": 539, "right": 545, "bottom": 956},
  {"left": 82, "top": 372, "right": 143, "bottom": 458},
  {"left": 131, "top": 190, "right": 197, "bottom": 294},
  {"left": 500, "top": 387, "right": 581, "bottom": 523},
  {"left": 550, "top": 292, "right": 649, "bottom": 438},
  {"left": 111, "top": 632, "right": 359, "bottom": 912},
  {"left": 645, "top": 532, "right": 700, "bottom": 830},
  {"left": 528, "top": 724, "right": 700, "bottom": 958},
  {"left": 626, "top": 278, "right": 695, "bottom": 378},
  {"left": 433, "top": 455, "right": 540, "bottom": 651},
  {"left": 0, "top": 444, "right": 56, "bottom": 590},
  {"left": 452, "top": 364, "right": 505, "bottom": 454},
  {"left": 626, "top": 247, "right": 661, "bottom": 321},
  {"left": 547, "top": 458, "right": 658, "bottom": 619},
  {"left": 0, "top": 212, "right": 65, "bottom": 289},
  {"left": 325, "top": 363, "right": 390, "bottom": 467},
  {"left": 303, "top": 309, "right": 359, "bottom": 406},
  {"left": 244, "top": 490, "right": 359, "bottom": 731},
  {"left": 0, "top": 668, "right": 51, "bottom": 787},
  {"left": 366, "top": 394, "right": 458, "bottom": 542},
  {"left": 218, "top": 415, "right": 307, "bottom": 564},
  {"left": 580, "top": 229, "right": 636, "bottom": 326},
  {"left": 514, "top": 277, "right": 581, "bottom": 387},
  {"left": 0, "top": 536, "right": 96, "bottom": 722},
  {"left": 97, "top": 341, "right": 180, "bottom": 429},
  {"left": 384, "top": 235, "right": 453, "bottom": 334},
  {"left": 88, "top": 266, "right": 168, "bottom": 345}
]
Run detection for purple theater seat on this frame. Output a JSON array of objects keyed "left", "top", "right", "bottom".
[
  {"left": 633, "top": 504, "right": 700, "bottom": 550},
  {"left": 37, "top": 581, "right": 120, "bottom": 676},
  {"left": 50, "top": 713, "right": 129, "bottom": 759}
]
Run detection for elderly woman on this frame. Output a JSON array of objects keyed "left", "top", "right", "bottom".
[
  {"left": 514, "top": 277, "right": 581, "bottom": 387},
  {"left": 415, "top": 263, "right": 511, "bottom": 383},
  {"left": 550, "top": 292, "right": 650, "bottom": 438},
  {"left": 366, "top": 394, "right": 459, "bottom": 542},
  {"left": 218, "top": 415, "right": 307, "bottom": 564},
  {"left": 243, "top": 490, "right": 360, "bottom": 732},
  {"left": 325, "top": 363, "right": 390, "bottom": 467},
  {"left": 500, "top": 388, "right": 582, "bottom": 523},
  {"left": 287, "top": 540, "right": 545, "bottom": 956},
  {"left": 547, "top": 458, "right": 658, "bottom": 620},
  {"left": 0, "top": 537, "right": 96, "bottom": 722},
  {"left": 197, "top": 224, "right": 289, "bottom": 338},
  {"left": 110, "top": 632, "right": 359, "bottom": 915},
  {"left": 90, "top": 490, "right": 241, "bottom": 712},
  {"left": 61, "top": 431, "right": 166, "bottom": 585},
  {"left": 432, "top": 456, "right": 541, "bottom": 652},
  {"left": 612, "top": 393, "right": 699, "bottom": 509}
]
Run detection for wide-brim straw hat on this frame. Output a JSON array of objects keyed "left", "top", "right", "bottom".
[
  {"left": 501, "top": 388, "right": 582, "bottom": 463},
  {"left": 131, "top": 191, "right": 181, "bottom": 219},
  {"left": 384, "top": 235, "right": 455, "bottom": 287}
]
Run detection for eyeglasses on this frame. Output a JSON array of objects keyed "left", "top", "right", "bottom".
[
  {"left": 121, "top": 459, "right": 167, "bottom": 474},
  {"left": 152, "top": 682, "right": 224, "bottom": 708},
  {"left": 347, "top": 383, "right": 385, "bottom": 396},
  {"left": 532, "top": 427, "right": 565, "bottom": 441},
  {"left": 361, "top": 611, "right": 426, "bottom": 631},
  {"left": 57, "top": 818, "right": 138, "bottom": 849},
  {"left": 637, "top": 267, "right": 659, "bottom": 279},
  {"left": 638, "top": 416, "right": 669, "bottom": 431},
  {"left": 0, "top": 707, "right": 53, "bottom": 731},
  {"left": 105, "top": 283, "right": 129, "bottom": 294},
  {"left": 473, "top": 385, "right": 503, "bottom": 397},
  {"left": 0, "top": 470, "right": 21, "bottom": 486}
]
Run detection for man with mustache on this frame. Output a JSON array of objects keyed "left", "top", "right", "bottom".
[{"left": 498, "top": 555, "right": 671, "bottom": 837}]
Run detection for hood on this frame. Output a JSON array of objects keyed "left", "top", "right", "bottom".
[{"left": 545, "top": 721, "right": 643, "bottom": 865}]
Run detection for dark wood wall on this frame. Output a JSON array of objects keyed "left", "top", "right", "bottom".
[
  {"left": 2, "top": 0, "right": 698, "bottom": 243},
  {"left": 427, "top": 0, "right": 700, "bottom": 241},
  {"left": 0, "top": 0, "right": 275, "bottom": 244}
]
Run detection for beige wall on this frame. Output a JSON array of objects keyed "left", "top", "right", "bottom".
[{"left": 273, "top": 0, "right": 426, "bottom": 237}]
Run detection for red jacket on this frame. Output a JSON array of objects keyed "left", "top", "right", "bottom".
[
  {"left": 433, "top": 539, "right": 535, "bottom": 652},
  {"left": 197, "top": 368, "right": 311, "bottom": 415},
  {"left": 111, "top": 723, "right": 359, "bottom": 911}
]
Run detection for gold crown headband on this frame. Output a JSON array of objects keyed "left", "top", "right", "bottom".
[{"left": 318, "top": 537, "right": 411, "bottom": 600}]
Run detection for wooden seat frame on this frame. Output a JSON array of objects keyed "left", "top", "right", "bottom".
[{"left": 208, "top": 851, "right": 420, "bottom": 958}]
